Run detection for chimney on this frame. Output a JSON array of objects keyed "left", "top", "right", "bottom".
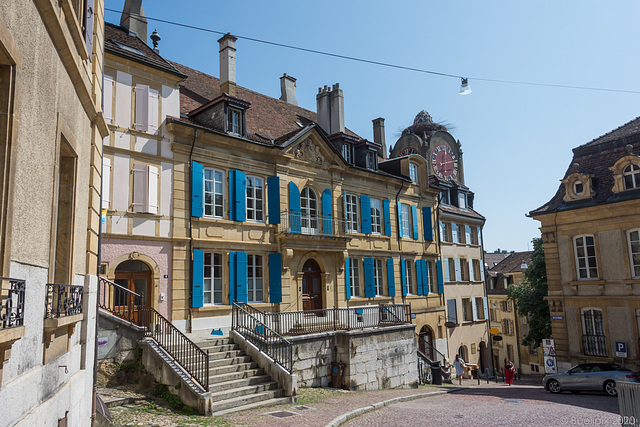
[
  {"left": 329, "top": 83, "right": 345, "bottom": 134},
  {"left": 280, "top": 74, "right": 298, "bottom": 105},
  {"left": 372, "top": 117, "right": 386, "bottom": 157},
  {"left": 121, "top": 0, "right": 147, "bottom": 42},
  {"left": 218, "top": 33, "right": 238, "bottom": 97},
  {"left": 316, "top": 86, "right": 331, "bottom": 134}
]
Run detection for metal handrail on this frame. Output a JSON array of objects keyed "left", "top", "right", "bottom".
[
  {"left": 45, "top": 283, "right": 83, "bottom": 319},
  {"left": 232, "top": 303, "right": 293, "bottom": 373},
  {"left": 0, "top": 277, "right": 25, "bottom": 330},
  {"left": 278, "top": 210, "right": 351, "bottom": 238},
  {"left": 416, "top": 333, "right": 447, "bottom": 364}
]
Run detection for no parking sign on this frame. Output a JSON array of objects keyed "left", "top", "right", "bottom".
[{"left": 544, "top": 356, "right": 556, "bottom": 374}]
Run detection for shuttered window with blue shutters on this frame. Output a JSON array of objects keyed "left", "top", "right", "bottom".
[
  {"left": 423, "top": 207, "right": 433, "bottom": 241},
  {"left": 192, "top": 161, "right": 203, "bottom": 217},
  {"left": 229, "top": 252, "right": 248, "bottom": 304},
  {"left": 383, "top": 199, "right": 391, "bottom": 236},
  {"left": 345, "top": 258, "right": 351, "bottom": 300},
  {"left": 387, "top": 258, "right": 395, "bottom": 297},
  {"left": 436, "top": 260, "right": 444, "bottom": 294},
  {"left": 192, "top": 249, "right": 204, "bottom": 308},
  {"left": 412, "top": 205, "right": 419, "bottom": 240},
  {"left": 400, "top": 259, "right": 407, "bottom": 296},
  {"left": 397, "top": 201, "right": 403, "bottom": 238},
  {"left": 267, "top": 176, "right": 280, "bottom": 224},
  {"left": 288, "top": 182, "right": 301, "bottom": 233},
  {"left": 322, "top": 189, "right": 332, "bottom": 236},
  {"left": 269, "top": 253, "right": 282, "bottom": 303},
  {"left": 228, "top": 170, "right": 246, "bottom": 221},
  {"left": 360, "top": 195, "right": 372, "bottom": 234},
  {"left": 416, "top": 260, "right": 423, "bottom": 295},
  {"left": 363, "top": 257, "right": 375, "bottom": 298}
]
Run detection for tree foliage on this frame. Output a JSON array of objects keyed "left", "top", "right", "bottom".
[{"left": 507, "top": 238, "right": 552, "bottom": 348}]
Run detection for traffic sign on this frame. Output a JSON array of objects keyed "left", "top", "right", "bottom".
[
  {"left": 544, "top": 356, "right": 557, "bottom": 374},
  {"left": 548, "top": 347, "right": 556, "bottom": 357},
  {"left": 615, "top": 341, "right": 628, "bottom": 358},
  {"left": 542, "top": 339, "right": 555, "bottom": 349}
]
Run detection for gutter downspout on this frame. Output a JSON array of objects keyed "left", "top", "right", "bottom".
[
  {"left": 188, "top": 129, "right": 198, "bottom": 333},
  {"left": 395, "top": 180, "right": 405, "bottom": 305}
]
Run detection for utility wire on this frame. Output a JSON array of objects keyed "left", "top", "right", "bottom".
[{"left": 106, "top": 8, "right": 640, "bottom": 95}]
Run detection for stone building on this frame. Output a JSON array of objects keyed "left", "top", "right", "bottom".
[
  {"left": 530, "top": 116, "right": 640, "bottom": 372},
  {"left": 389, "top": 112, "right": 489, "bottom": 371},
  {"left": 0, "top": 0, "right": 108, "bottom": 425}
]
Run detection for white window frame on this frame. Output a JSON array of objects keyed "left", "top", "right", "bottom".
[
  {"left": 462, "top": 298, "right": 472, "bottom": 321},
  {"left": 573, "top": 181, "right": 584, "bottom": 196},
  {"left": 228, "top": 107, "right": 243, "bottom": 135},
  {"left": 246, "top": 175, "right": 264, "bottom": 222},
  {"left": 401, "top": 203, "right": 411, "bottom": 237},
  {"left": 442, "top": 222, "right": 451, "bottom": 242},
  {"left": 425, "top": 261, "right": 434, "bottom": 293},
  {"left": 301, "top": 187, "right": 319, "bottom": 234},
  {"left": 581, "top": 307, "right": 606, "bottom": 356},
  {"left": 627, "top": 229, "right": 640, "bottom": 278},
  {"left": 447, "top": 258, "right": 455, "bottom": 282},
  {"left": 203, "top": 252, "right": 223, "bottom": 305},
  {"left": 247, "top": 254, "right": 264, "bottom": 303},
  {"left": 574, "top": 235, "right": 598, "bottom": 280},
  {"left": 342, "top": 143, "right": 353, "bottom": 164},
  {"left": 405, "top": 260, "right": 414, "bottom": 294},
  {"left": 374, "top": 259, "right": 384, "bottom": 296},
  {"left": 472, "top": 259, "right": 481, "bottom": 281},
  {"left": 204, "top": 167, "right": 224, "bottom": 218},
  {"left": 371, "top": 198, "right": 382, "bottom": 235},
  {"left": 366, "top": 150, "right": 377, "bottom": 170},
  {"left": 345, "top": 193, "right": 358, "bottom": 233},
  {"left": 623, "top": 164, "right": 640, "bottom": 190},
  {"left": 475, "top": 297, "right": 485, "bottom": 320},
  {"left": 349, "top": 258, "right": 360, "bottom": 297},
  {"left": 458, "top": 192, "right": 467, "bottom": 210},
  {"left": 409, "top": 163, "right": 418, "bottom": 183},
  {"left": 470, "top": 227, "right": 478, "bottom": 245}
]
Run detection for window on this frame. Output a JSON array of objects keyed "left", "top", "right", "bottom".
[
  {"left": 472, "top": 259, "right": 481, "bottom": 281},
  {"left": 442, "top": 222, "right": 452, "bottom": 242},
  {"left": 366, "top": 150, "right": 377, "bottom": 170},
  {"left": 345, "top": 193, "right": 358, "bottom": 232},
  {"left": 627, "top": 229, "right": 640, "bottom": 278},
  {"left": 475, "top": 298, "right": 485, "bottom": 320},
  {"left": 301, "top": 187, "right": 318, "bottom": 233},
  {"left": 228, "top": 107, "right": 244, "bottom": 135},
  {"left": 470, "top": 227, "right": 478, "bottom": 245},
  {"left": 441, "top": 189, "right": 450, "bottom": 205},
  {"left": 623, "top": 164, "right": 640, "bottom": 190},
  {"left": 574, "top": 235, "right": 598, "bottom": 279},
  {"left": 462, "top": 298, "right": 473, "bottom": 321},
  {"left": 203, "top": 253, "right": 223, "bottom": 304},
  {"left": 204, "top": 168, "right": 224, "bottom": 218},
  {"left": 501, "top": 300, "right": 512, "bottom": 312},
  {"left": 374, "top": 259, "right": 384, "bottom": 296},
  {"left": 425, "top": 261, "right": 434, "bottom": 293},
  {"left": 489, "top": 308, "right": 497, "bottom": 322},
  {"left": 401, "top": 203, "right": 411, "bottom": 237},
  {"left": 134, "top": 84, "right": 159, "bottom": 134},
  {"left": 460, "top": 259, "right": 469, "bottom": 281},
  {"left": 581, "top": 308, "right": 606, "bottom": 357},
  {"left": 573, "top": 181, "right": 584, "bottom": 196},
  {"left": 530, "top": 346, "right": 538, "bottom": 356},
  {"left": 447, "top": 258, "right": 455, "bottom": 282},
  {"left": 349, "top": 258, "right": 360, "bottom": 297},
  {"left": 246, "top": 176, "right": 264, "bottom": 222},
  {"left": 405, "top": 260, "right": 414, "bottom": 294},
  {"left": 371, "top": 198, "right": 382, "bottom": 234},
  {"left": 458, "top": 192, "right": 467, "bottom": 209},
  {"left": 342, "top": 143, "right": 353, "bottom": 164},
  {"left": 53, "top": 138, "right": 78, "bottom": 284},
  {"left": 409, "top": 163, "right": 418, "bottom": 183},
  {"left": 247, "top": 255, "right": 264, "bottom": 302},
  {"left": 503, "top": 319, "right": 514, "bottom": 335},
  {"left": 132, "top": 164, "right": 158, "bottom": 214},
  {"left": 457, "top": 224, "right": 466, "bottom": 244}
]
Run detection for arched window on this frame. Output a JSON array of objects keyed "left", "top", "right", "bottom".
[
  {"left": 301, "top": 187, "right": 318, "bottom": 234},
  {"left": 623, "top": 164, "right": 640, "bottom": 190},
  {"left": 581, "top": 308, "right": 606, "bottom": 357}
]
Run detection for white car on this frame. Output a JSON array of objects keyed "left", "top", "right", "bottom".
[{"left": 543, "top": 363, "right": 640, "bottom": 396}]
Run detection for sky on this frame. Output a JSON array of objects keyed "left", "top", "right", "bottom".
[{"left": 105, "top": 1, "right": 640, "bottom": 252}]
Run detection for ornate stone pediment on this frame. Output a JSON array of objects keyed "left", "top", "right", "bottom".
[{"left": 293, "top": 138, "right": 327, "bottom": 166}]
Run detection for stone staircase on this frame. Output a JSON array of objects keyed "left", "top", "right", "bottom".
[{"left": 192, "top": 336, "right": 291, "bottom": 415}]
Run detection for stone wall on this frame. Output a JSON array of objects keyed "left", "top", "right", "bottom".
[{"left": 97, "top": 311, "right": 145, "bottom": 363}]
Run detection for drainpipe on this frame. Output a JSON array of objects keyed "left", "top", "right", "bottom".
[
  {"left": 188, "top": 129, "right": 198, "bottom": 333},
  {"left": 395, "top": 180, "right": 405, "bottom": 306}
]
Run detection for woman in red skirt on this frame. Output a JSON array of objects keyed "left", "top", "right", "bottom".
[{"left": 504, "top": 358, "right": 515, "bottom": 385}]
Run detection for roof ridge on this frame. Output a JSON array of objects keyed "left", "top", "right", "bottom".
[{"left": 577, "top": 115, "right": 640, "bottom": 149}]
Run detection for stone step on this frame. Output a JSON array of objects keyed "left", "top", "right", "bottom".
[
  {"left": 195, "top": 343, "right": 240, "bottom": 353},
  {"left": 209, "top": 396, "right": 294, "bottom": 417},
  {"left": 210, "top": 388, "right": 285, "bottom": 413},
  {"left": 209, "top": 374, "right": 273, "bottom": 393},
  {"left": 190, "top": 337, "right": 232, "bottom": 347},
  {"left": 209, "top": 368, "right": 264, "bottom": 384},
  {"left": 209, "top": 355, "right": 253, "bottom": 368},
  {"left": 209, "top": 362, "right": 258, "bottom": 376},
  {"left": 208, "top": 349, "right": 245, "bottom": 361},
  {"left": 210, "top": 381, "right": 279, "bottom": 402}
]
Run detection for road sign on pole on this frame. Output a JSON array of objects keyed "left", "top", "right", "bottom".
[
  {"left": 615, "top": 341, "right": 627, "bottom": 358},
  {"left": 544, "top": 356, "right": 557, "bottom": 374}
]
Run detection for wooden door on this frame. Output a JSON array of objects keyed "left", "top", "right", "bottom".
[
  {"left": 419, "top": 325, "right": 434, "bottom": 360},
  {"left": 113, "top": 260, "right": 152, "bottom": 320},
  {"left": 302, "top": 259, "right": 322, "bottom": 311}
]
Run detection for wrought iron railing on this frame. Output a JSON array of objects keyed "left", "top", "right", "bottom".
[
  {"left": 139, "top": 306, "right": 209, "bottom": 392},
  {"left": 232, "top": 303, "right": 293, "bottom": 373},
  {"left": 618, "top": 382, "right": 640, "bottom": 427},
  {"left": 583, "top": 334, "right": 608, "bottom": 357},
  {"left": 98, "top": 276, "right": 142, "bottom": 324},
  {"left": 416, "top": 333, "right": 447, "bottom": 364},
  {"left": 260, "top": 304, "right": 411, "bottom": 336},
  {"left": 98, "top": 277, "right": 209, "bottom": 391},
  {"left": 45, "top": 283, "right": 83, "bottom": 319},
  {"left": 0, "top": 277, "right": 25, "bottom": 330},
  {"left": 277, "top": 211, "right": 351, "bottom": 238}
]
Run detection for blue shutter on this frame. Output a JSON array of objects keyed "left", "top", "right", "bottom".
[
  {"left": 360, "top": 195, "right": 372, "bottom": 235},
  {"left": 483, "top": 296, "right": 489, "bottom": 319},
  {"left": 322, "top": 188, "right": 332, "bottom": 236},
  {"left": 412, "top": 205, "right": 419, "bottom": 240},
  {"left": 421, "top": 260, "right": 429, "bottom": 294},
  {"left": 269, "top": 253, "right": 282, "bottom": 303},
  {"left": 452, "top": 223, "right": 458, "bottom": 243},
  {"left": 400, "top": 259, "right": 407, "bottom": 297},
  {"left": 447, "top": 299, "right": 457, "bottom": 324},
  {"left": 387, "top": 258, "right": 395, "bottom": 297},
  {"left": 416, "top": 260, "right": 423, "bottom": 296},
  {"left": 465, "top": 225, "right": 471, "bottom": 244},
  {"left": 345, "top": 258, "right": 351, "bottom": 300},
  {"left": 423, "top": 207, "right": 433, "bottom": 241},
  {"left": 444, "top": 258, "right": 450, "bottom": 282},
  {"left": 234, "top": 170, "right": 246, "bottom": 221},
  {"left": 436, "top": 260, "right": 444, "bottom": 294},
  {"left": 235, "top": 252, "right": 248, "bottom": 303},
  {"left": 363, "top": 257, "right": 375, "bottom": 298},
  {"left": 192, "top": 249, "right": 204, "bottom": 308},
  {"left": 191, "top": 161, "right": 203, "bottom": 217},
  {"left": 228, "top": 252, "right": 237, "bottom": 304},
  {"left": 289, "top": 182, "right": 301, "bottom": 233},
  {"left": 477, "top": 226, "right": 482, "bottom": 246},
  {"left": 397, "top": 202, "right": 403, "bottom": 238},
  {"left": 228, "top": 170, "right": 235, "bottom": 219},
  {"left": 267, "top": 176, "right": 280, "bottom": 224},
  {"left": 383, "top": 199, "right": 391, "bottom": 236},
  {"left": 454, "top": 258, "right": 461, "bottom": 281}
]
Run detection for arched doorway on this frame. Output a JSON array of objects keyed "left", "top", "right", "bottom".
[
  {"left": 114, "top": 260, "right": 152, "bottom": 307},
  {"left": 419, "top": 325, "right": 435, "bottom": 360},
  {"left": 302, "top": 259, "right": 322, "bottom": 311},
  {"left": 479, "top": 341, "right": 489, "bottom": 374},
  {"left": 458, "top": 345, "right": 468, "bottom": 362}
]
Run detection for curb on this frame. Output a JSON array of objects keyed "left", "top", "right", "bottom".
[{"left": 325, "top": 387, "right": 467, "bottom": 427}]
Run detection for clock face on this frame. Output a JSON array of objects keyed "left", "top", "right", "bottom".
[
  {"left": 399, "top": 147, "right": 419, "bottom": 156},
  {"left": 431, "top": 144, "right": 458, "bottom": 181}
]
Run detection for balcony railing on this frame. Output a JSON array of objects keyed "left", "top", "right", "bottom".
[
  {"left": 583, "top": 334, "right": 608, "bottom": 357},
  {"left": 258, "top": 304, "right": 411, "bottom": 336},
  {"left": 278, "top": 211, "right": 351, "bottom": 238},
  {"left": 98, "top": 276, "right": 142, "bottom": 324},
  {"left": 0, "top": 277, "right": 25, "bottom": 330},
  {"left": 45, "top": 284, "right": 83, "bottom": 319}
]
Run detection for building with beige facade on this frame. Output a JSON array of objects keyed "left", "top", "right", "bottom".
[
  {"left": 0, "top": 0, "right": 108, "bottom": 425},
  {"left": 530, "top": 116, "right": 640, "bottom": 373}
]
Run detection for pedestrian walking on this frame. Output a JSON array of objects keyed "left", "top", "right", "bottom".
[
  {"left": 453, "top": 354, "right": 465, "bottom": 385},
  {"left": 504, "top": 358, "right": 516, "bottom": 385}
]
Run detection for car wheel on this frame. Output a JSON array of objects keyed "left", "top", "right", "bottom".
[
  {"left": 604, "top": 380, "right": 617, "bottom": 397},
  {"left": 547, "top": 379, "right": 561, "bottom": 393}
]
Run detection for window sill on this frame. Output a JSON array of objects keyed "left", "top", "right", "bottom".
[
  {"left": 569, "top": 279, "right": 605, "bottom": 286},
  {"left": 44, "top": 313, "right": 84, "bottom": 332},
  {"left": 0, "top": 326, "right": 25, "bottom": 347}
]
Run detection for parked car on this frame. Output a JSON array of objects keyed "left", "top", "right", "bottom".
[{"left": 543, "top": 363, "right": 640, "bottom": 396}]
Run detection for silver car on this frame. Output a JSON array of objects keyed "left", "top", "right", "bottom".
[{"left": 543, "top": 363, "right": 640, "bottom": 396}]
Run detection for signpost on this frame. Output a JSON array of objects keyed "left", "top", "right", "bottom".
[
  {"left": 542, "top": 339, "right": 557, "bottom": 374},
  {"left": 615, "top": 341, "right": 627, "bottom": 358}
]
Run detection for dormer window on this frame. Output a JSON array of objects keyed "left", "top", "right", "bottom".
[
  {"left": 366, "top": 150, "right": 377, "bottom": 171},
  {"left": 342, "top": 143, "right": 353, "bottom": 164},
  {"left": 573, "top": 181, "right": 584, "bottom": 196},
  {"left": 458, "top": 191, "right": 467, "bottom": 210},
  {"left": 441, "top": 189, "right": 450, "bottom": 205},
  {"left": 623, "top": 164, "right": 640, "bottom": 190},
  {"left": 227, "top": 106, "right": 245, "bottom": 136},
  {"left": 562, "top": 173, "right": 594, "bottom": 202},
  {"left": 409, "top": 163, "right": 418, "bottom": 183}
]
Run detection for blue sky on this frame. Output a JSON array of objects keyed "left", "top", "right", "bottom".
[{"left": 105, "top": 1, "right": 640, "bottom": 252}]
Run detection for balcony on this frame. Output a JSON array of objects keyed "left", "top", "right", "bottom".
[
  {"left": 0, "top": 277, "right": 26, "bottom": 384},
  {"left": 44, "top": 283, "right": 84, "bottom": 329},
  {"left": 277, "top": 211, "right": 351, "bottom": 239},
  {"left": 583, "top": 334, "right": 607, "bottom": 357}
]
